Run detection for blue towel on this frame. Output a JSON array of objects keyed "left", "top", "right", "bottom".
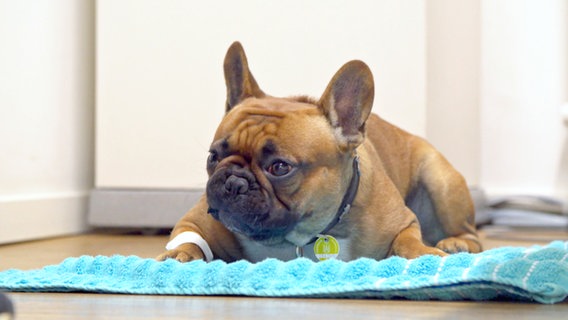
[{"left": 1, "top": 241, "right": 567, "bottom": 304}]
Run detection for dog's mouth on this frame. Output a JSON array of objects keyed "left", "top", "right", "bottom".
[
  {"left": 207, "top": 205, "right": 298, "bottom": 242},
  {"left": 206, "top": 167, "right": 300, "bottom": 243}
]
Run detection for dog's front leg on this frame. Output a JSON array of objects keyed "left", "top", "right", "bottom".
[
  {"left": 157, "top": 242, "right": 207, "bottom": 263},
  {"left": 389, "top": 219, "right": 448, "bottom": 259},
  {"left": 156, "top": 195, "right": 242, "bottom": 262}
]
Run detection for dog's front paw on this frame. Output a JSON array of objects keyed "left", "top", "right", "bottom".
[
  {"left": 436, "top": 237, "right": 471, "bottom": 254},
  {"left": 391, "top": 243, "right": 448, "bottom": 259},
  {"left": 156, "top": 243, "right": 205, "bottom": 262}
]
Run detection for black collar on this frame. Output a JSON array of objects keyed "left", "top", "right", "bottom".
[{"left": 305, "top": 154, "right": 361, "bottom": 246}]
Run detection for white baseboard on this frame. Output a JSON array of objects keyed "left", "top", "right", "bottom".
[
  {"left": 0, "top": 192, "right": 90, "bottom": 244},
  {"left": 88, "top": 189, "right": 203, "bottom": 228}
]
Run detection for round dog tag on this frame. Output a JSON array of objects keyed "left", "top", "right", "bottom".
[{"left": 313, "top": 235, "right": 340, "bottom": 261}]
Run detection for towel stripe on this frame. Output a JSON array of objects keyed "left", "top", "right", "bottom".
[
  {"left": 433, "top": 256, "right": 447, "bottom": 285},
  {"left": 402, "top": 260, "right": 412, "bottom": 275},
  {"left": 374, "top": 278, "right": 387, "bottom": 288},
  {"left": 522, "top": 248, "right": 536, "bottom": 259},
  {"left": 492, "top": 263, "right": 503, "bottom": 282},
  {"left": 462, "top": 256, "right": 482, "bottom": 280},
  {"left": 522, "top": 261, "right": 539, "bottom": 290}
]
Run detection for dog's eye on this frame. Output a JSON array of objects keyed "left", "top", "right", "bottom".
[
  {"left": 267, "top": 160, "right": 292, "bottom": 177},
  {"left": 208, "top": 151, "right": 219, "bottom": 166}
]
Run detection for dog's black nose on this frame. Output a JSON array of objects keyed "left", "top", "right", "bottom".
[{"left": 225, "top": 175, "right": 249, "bottom": 195}]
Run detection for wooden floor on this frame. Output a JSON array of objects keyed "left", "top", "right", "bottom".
[{"left": 1, "top": 228, "right": 567, "bottom": 319}]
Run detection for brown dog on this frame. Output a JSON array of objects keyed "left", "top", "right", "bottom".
[{"left": 157, "top": 42, "right": 481, "bottom": 263}]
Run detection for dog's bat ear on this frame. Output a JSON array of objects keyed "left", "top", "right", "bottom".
[
  {"left": 318, "top": 60, "right": 374, "bottom": 151},
  {"left": 223, "top": 41, "right": 265, "bottom": 113}
]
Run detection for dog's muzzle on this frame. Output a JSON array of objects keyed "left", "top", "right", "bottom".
[{"left": 206, "top": 164, "right": 284, "bottom": 240}]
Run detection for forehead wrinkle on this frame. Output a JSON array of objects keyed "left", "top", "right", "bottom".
[
  {"left": 228, "top": 116, "right": 279, "bottom": 158},
  {"left": 243, "top": 108, "right": 286, "bottom": 118},
  {"left": 236, "top": 96, "right": 319, "bottom": 117}
]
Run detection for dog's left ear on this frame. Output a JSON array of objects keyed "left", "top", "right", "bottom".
[
  {"left": 318, "top": 60, "right": 374, "bottom": 151},
  {"left": 223, "top": 41, "right": 265, "bottom": 112}
]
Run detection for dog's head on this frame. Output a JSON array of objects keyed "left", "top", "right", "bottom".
[{"left": 206, "top": 42, "right": 374, "bottom": 246}]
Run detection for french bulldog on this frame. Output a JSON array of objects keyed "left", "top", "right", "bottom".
[{"left": 157, "top": 41, "right": 481, "bottom": 263}]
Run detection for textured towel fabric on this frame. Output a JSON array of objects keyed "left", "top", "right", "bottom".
[{"left": 1, "top": 241, "right": 567, "bottom": 304}]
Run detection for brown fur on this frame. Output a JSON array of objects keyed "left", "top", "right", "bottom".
[{"left": 157, "top": 42, "right": 481, "bottom": 263}]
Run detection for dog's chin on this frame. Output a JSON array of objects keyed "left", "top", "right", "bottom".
[
  {"left": 229, "top": 226, "right": 290, "bottom": 247},
  {"left": 249, "top": 234, "right": 290, "bottom": 247},
  {"left": 214, "top": 210, "right": 293, "bottom": 246}
]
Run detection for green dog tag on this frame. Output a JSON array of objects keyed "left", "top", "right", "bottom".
[{"left": 313, "top": 235, "right": 340, "bottom": 261}]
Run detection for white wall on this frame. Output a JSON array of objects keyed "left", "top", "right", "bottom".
[
  {"left": 96, "top": 0, "right": 427, "bottom": 189},
  {"left": 426, "top": 0, "right": 481, "bottom": 186},
  {"left": 0, "top": 1, "right": 95, "bottom": 243},
  {"left": 480, "top": 0, "right": 568, "bottom": 198},
  {"left": 425, "top": 0, "right": 568, "bottom": 199}
]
